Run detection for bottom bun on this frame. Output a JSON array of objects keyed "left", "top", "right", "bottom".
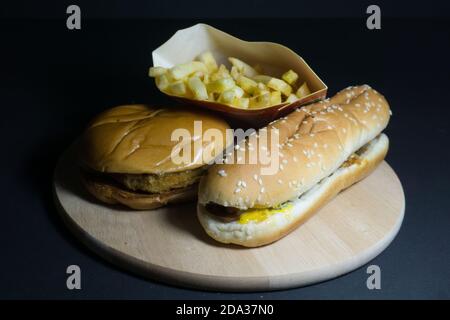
[
  {"left": 81, "top": 172, "right": 198, "bottom": 210},
  {"left": 197, "top": 134, "right": 389, "bottom": 247}
]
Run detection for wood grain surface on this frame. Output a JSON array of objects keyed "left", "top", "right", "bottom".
[{"left": 53, "top": 143, "right": 405, "bottom": 291}]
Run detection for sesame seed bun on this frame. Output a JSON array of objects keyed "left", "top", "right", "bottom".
[
  {"left": 198, "top": 134, "right": 389, "bottom": 247},
  {"left": 197, "top": 85, "right": 391, "bottom": 246},
  {"left": 198, "top": 85, "right": 391, "bottom": 210}
]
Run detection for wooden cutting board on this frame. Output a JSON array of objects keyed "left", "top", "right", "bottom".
[{"left": 53, "top": 143, "right": 405, "bottom": 291}]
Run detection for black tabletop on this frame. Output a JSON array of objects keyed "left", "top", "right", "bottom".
[{"left": 1, "top": 10, "right": 449, "bottom": 299}]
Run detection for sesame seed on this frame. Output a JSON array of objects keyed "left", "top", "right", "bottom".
[
  {"left": 282, "top": 159, "right": 288, "bottom": 164},
  {"left": 293, "top": 156, "right": 298, "bottom": 162},
  {"left": 217, "top": 169, "right": 227, "bottom": 177},
  {"left": 342, "top": 128, "right": 347, "bottom": 133},
  {"left": 389, "top": 110, "right": 393, "bottom": 116},
  {"left": 234, "top": 188, "right": 241, "bottom": 194},
  {"left": 241, "top": 181, "right": 247, "bottom": 188},
  {"left": 278, "top": 179, "right": 283, "bottom": 184},
  {"left": 323, "top": 143, "right": 328, "bottom": 148},
  {"left": 313, "top": 142, "right": 318, "bottom": 148},
  {"left": 258, "top": 178, "right": 263, "bottom": 185},
  {"left": 260, "top": 187, "right": 265, "bottom": 193},
  {"left": 253, "top": 174, "right": 258, "bottom": 181},
  {"left": 355, "top": 103, "right": 361, "bottom": 107},
  {"left": 280, "top": 164, "right": 284, "bottom": 170}
]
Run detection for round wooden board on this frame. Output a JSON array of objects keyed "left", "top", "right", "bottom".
[{"left": 54, "top": 144, "right": 405, "bottom": 291}]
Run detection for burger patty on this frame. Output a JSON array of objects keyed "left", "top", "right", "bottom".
[{"left": 112, "top": 167, "right": 206, "bottom": 194}]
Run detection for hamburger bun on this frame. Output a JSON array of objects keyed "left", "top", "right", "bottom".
[{"left": 79, "top": 104, "right": 230, "bottom": 209}]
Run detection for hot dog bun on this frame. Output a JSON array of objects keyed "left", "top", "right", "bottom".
[
  {"left": 198, "top": 133, "right": 388, "bottom": 247},
  {"left": 197, "top": 85, "right": 391, "bottom": 246}
]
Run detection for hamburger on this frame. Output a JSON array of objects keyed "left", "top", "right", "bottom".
[
  {"left": 79, "top": 104, "right": 230, "bottom": 209},
  {"left": 197, "top": 85, "right": 391, "bottom": 247}
]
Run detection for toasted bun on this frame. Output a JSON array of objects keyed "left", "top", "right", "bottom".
[
  {"left": 198, "top": 134, "right": 389, "bottom": 247},
  {"left": 198, "top": 85, "right": 391, "bottom": 209},
  {"left": 81, "top": 171, "right": 197, "bottom": 210},
  {"left": 79, "top": 104, "right": 230, "bottom": 174}
]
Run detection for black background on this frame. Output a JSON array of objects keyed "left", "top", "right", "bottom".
[{"left": 0, "top": 0, "right": 449, "bottom": 299}]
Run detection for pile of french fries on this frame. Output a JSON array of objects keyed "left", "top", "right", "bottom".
[{"left": 149, "top": 51, "right": 311, "bottom": 109}]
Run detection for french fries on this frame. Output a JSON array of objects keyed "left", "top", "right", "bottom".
[
  {"left": 149, "top": 51, "right": 312, "bottom": 109},
  {"left": 169, "top": 81, "right": 187, "bottom": 96},
  {"left": 296, "top": 82, "right": 311, "bottom": 98},
  {"left": 267, "top": 78, "right": 292, "bottom": 97},
  {"left": 197, "top": 51, "right": 218, "bottom": 73},
  {"left": 187, "top": 77, "right": 208, "bottom": 100},
  {"left": 169, "top": 61, "right": 208, "bottom": 80},
  {"left": 228, "top": 57, "right": 258, "bottom": 77},
  {"left": 149, "top": 66, "right": 167, "bottom": 77}
]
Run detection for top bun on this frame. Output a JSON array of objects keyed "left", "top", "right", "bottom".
[
  {"left": 198, "top": 85, "right": 391, "bottom": 209},
  {"left": 79, "top": 105, "right": 230, "bottom": 174}
]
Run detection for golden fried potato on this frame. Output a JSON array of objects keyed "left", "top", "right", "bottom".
[{"left": 150, "top": 51, "right": 311, "bottom": 109}]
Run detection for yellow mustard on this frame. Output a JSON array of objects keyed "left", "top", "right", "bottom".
[{"left": 238, "top": 203, "right": 294, "bottom": 224}]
